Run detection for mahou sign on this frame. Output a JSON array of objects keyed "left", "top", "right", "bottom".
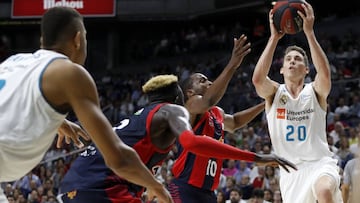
[{"left": 12, "top": 0, "right": 116, "bottom": 18}]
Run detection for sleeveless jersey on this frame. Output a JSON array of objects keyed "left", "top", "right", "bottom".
[
  {"left": 60, "top": 103, "right": 173, "bottom": 198},
  {"left": 172, "top": 106, "right": 224, "bottom": 191},
  {"left": 266, "top": 83, "right": 333, "bottom": 165},
  {"left": 0, "top": 49, "right": 68, "bottom": 182}
]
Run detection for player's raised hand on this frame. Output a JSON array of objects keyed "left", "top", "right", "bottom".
[
  {"left": 254, "top": 153, "right": 297, "bottom": 172},
  {"left": 227, "top": 34, "right": 251, "bottom": 69},
  {"left": 57, "top": 119, "right": 90, "bottom": 148},
  {"left": 269, "top": 10, "right": 285, "bottom": 39},
  {"left": 146, "top": 181, "right": 174, "bottom": 203},
  {"left": 298, "top": 1, "right": 315, "bottom": 35}
]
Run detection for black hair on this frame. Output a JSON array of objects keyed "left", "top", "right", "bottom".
[
  {"left": 252, "top": 188, "right": 265, "bottom": 198},
  {"left": 147, "top": 82, "right": 180, "bottom": 103},
  {"left": 229, "top": 187, "right": 243, "bottom": 196},
  {"left": 41, "top": 6, "right": 83, "bottom": 48}
]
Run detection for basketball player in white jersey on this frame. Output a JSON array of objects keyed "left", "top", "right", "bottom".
[
  {"left": 0, "top": 7, "right": 172, "bottom": 203},
  {"left": 252, "top": 2, "right": 342, "bottom": 203}
]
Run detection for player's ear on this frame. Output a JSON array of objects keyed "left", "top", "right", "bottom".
[
  {"left": 280, "top": 66, "right": 284, "bottom": 74},
  {"left": 74, "top": 31, "right": 81, "bottom": 50},
  {"left": 186, "top": 89, "right": 195, "bottom": 98}
]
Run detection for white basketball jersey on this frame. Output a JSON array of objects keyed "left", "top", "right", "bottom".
[
  {"left": 0, "top": 49, "right": 68, "bottom": 182},
  {"left": 266, "top": 83, "right": 333, "bottom": 165}
]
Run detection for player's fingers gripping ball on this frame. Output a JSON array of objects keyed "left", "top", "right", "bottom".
[{"left": 272, "top": 0, "right": 305, "bottom": 34}]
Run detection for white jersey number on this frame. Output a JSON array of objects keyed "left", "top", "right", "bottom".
[
  {"left": 206, "top": 159, "right": 218, "bottom": 177},
  {"left": 113, "top": 119, "right": 130, "bottom": 130}
]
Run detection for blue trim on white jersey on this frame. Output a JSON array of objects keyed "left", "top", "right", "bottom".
[{"left": 38, "top": 56, "right": 68, "bottom": 115}]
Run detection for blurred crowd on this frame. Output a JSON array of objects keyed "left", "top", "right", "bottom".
[{"left": 1, "top": 14, "right": 360, "bottom": 203}]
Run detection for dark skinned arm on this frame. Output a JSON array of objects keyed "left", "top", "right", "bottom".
[
  {"left": 42, "top": 59, "right": 172, "bottom": 203},
  {"left": 187, "top": 35, "right": 251, "bottom": 115},
  {"left": 160, "top": 104, "right": 297, "bottom": 172},
  {"left": 222, "top": 102, "right": 265, "bottom": 133}
]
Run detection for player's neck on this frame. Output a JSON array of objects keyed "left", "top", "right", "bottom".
[{"left": 284, "top": 80, "right": 305, "bottom": 98}]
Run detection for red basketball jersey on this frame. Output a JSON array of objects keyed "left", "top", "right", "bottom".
[{"left": 172, "top": 106, "right": 224, "bottom": 191}]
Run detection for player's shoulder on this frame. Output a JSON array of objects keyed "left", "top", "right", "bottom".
[
  {"left": 213, "top": 105, "right": 224, "bottom": 112},
  {"left": 45, "top": 58, "right": 92, "bottom": 82},
  {"left": 161, "top": 103, "right": 187, "bottom": 111},
  {"left": 48, "top": 58, "right": 85, "bottom": 73},
  {"left": 158, "top": 103, "right": 188, "bottom": 116}
]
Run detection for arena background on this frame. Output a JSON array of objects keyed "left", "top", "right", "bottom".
[{"left": 0, "top": 0, "right": 359, "bottom": 202}]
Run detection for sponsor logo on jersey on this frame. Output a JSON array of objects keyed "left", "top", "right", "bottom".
[
  {"left": 279, "top": 94, "right": 288, "bottom": 105},
  {"left": 277, "top": 108, "right": 286, "bottom": 119}
]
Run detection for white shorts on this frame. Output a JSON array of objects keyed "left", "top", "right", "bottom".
[{"left": 279, "top": 156, "right": 343, "bottom": 203}]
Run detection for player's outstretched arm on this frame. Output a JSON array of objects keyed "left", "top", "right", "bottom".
[
  {"left": 164, "top": 104, "right": 258, "bottom": 162},
  {"left": 42, "top": 60, "right": 173, "bottom": 203},
  {"left": 222, "top": 102, "right": 265, "bottom": 133},
  {"left": 254, "top": 154, "right": 297, "bottom": 172},
  {"left": 186, "top": 34, "right": 251, "bottom": 115},
  {"left": 252, "top": 11, "right": 282, "bottom": 101},
  {"left": 163, "top": 104, "right": 296, "bottom": 172}
]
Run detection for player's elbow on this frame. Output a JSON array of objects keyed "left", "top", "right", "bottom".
[
  {"left": 252, "top": 75, "right": 263, "bottom": 87},
  {"left": 104, "top": 145, "right": 138, "bottom": 175},
  {"left": 178, "top": 130, "right": 197, "bottom": 150}
]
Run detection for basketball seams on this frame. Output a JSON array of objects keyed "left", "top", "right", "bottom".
[
  {"left": 272, "top": 0, "right": 305, "bottom": 34},
  {"left": 289, "top": 6, "right": 303, "bottom": 33},
  {"left": 273, "top": 3, "right": 289, "bottom": 33}
]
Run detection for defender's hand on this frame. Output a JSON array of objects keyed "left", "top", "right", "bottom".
[
  {"left": 57, "top": 119, "right": 90, "bottom": 148},
  {"left": 255, "top": 153, "right": 297, "bottom": 172}
]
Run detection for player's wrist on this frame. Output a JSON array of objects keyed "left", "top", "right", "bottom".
[{"left": 254, "top": 154, "right": 264, "bottom": 162}]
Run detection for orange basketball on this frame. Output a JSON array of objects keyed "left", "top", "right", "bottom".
[{"left": 272, "top": 0, "right": 305, "bottom": 34}]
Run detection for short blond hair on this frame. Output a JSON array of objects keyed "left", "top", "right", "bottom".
[{"left": 142, "top": 74, "right": 178, "bottom": 93}]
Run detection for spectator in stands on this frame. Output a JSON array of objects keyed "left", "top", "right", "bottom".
[
  {"left": 335, "top": 97, "right": 350, "bottom": 119},
  {"left": 329, "top": 121, "right": 346, "bottom": 144},
  {"left": 336, "top": 136, "right": 355, "bottom": 169},
  {"left": 349, "top": 128, "right": 360, "bottom": 154},
  {"left": 233, "top": 160, "right": 251, "bottom": 185},
  {"left": 272, "top": 190, "right": 283, "bottom": 203},
  {"left": 252, "top": 166, "right": 265, "bottom": 189},
  {"left": 216, "top": 190, "right": 226, "bottom": 203},
  {"left": 263, "top": 189, "right": 273, "bottom": 202},
  {"left": 222, "top": 176, "right": 237, "bottom": 200},
  {"left": 12, "top": 171, "right": 42, "bottom": 199},
  {"left": 237, "top": 175, "right": 254, "bottom": 200},
  {"left": 225, "top": 188, "right": 246, "bottom": 203},
  {"left": 6, "top": 195, "right": 15, "bottom": 203},
  {"left": 263, "top": 166, "right": 279, "bottom": 190},
  {"left": 349, "top": 94, "right": 360, "bottom": 118},
  {"left": 341, "top": 155, "right": 360, "bottom": 203},
  {"left": 223, "top": 159, "right": 239, "bottom": 177},
  {"left": 248, "top": 188, "right": 270, "bottom": 203}
]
